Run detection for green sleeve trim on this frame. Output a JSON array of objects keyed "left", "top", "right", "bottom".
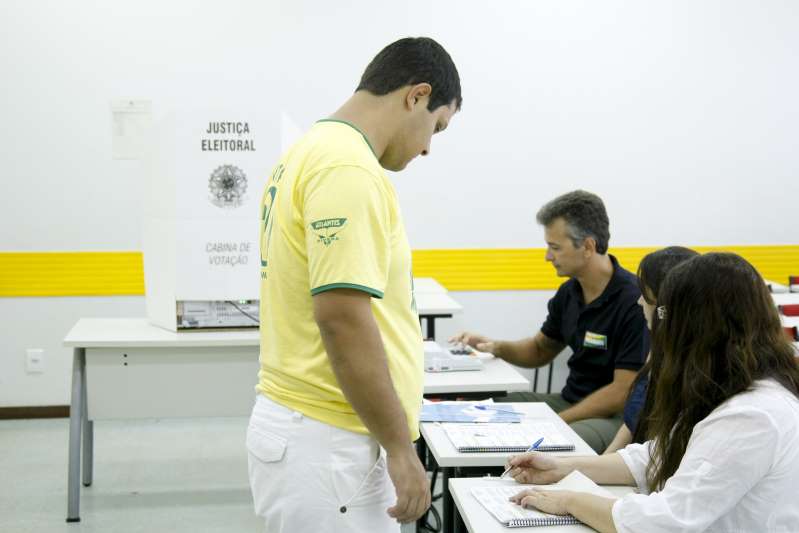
[
  {"left": 310, "top": 283, "right": 384, "bottom": 299},
  {"left": 316, "top": 119, "right": 378, "bottom": 159}
]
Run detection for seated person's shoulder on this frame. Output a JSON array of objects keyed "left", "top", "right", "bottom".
[
  {"left": 616, "top": 267, "right": 643, "bottom": 297},
  {"left": 552, "top": 277, "right": 579, "bottom": 303},
  {"left": 612, "top": 274, "right": 646, "bottom": 318},
  {"left": 705, "top": 380, "right": 799, "bottom": 431}
]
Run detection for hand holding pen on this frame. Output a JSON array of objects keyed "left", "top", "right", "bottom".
[
  {"left": 501, "top": 443, "right": 569, "bottom": 485},
  {"left": 500, "top": 437, "right": 545, "bottom": 479}
]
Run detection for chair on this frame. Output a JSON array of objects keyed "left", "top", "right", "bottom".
[{"left": 532, "top": 361, "right": 555, "bottom": 394}]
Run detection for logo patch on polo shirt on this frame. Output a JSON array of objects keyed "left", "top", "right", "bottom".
[
  {"left": 310, "top": 218, "right": 347, "bottom": 246},
  {"left": 584, "top": 331, "right": 608, "bottom": 350}
]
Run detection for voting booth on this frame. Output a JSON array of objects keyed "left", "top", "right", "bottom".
[{"left": 143, "top": 107, "right": 277, "bottom": 331}]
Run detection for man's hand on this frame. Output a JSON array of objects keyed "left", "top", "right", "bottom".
[
  {"left": 315, "top": 288, "right": 428, "bottom": 522},
  {"left": 449, "top": 331, "right": 498, "bottom": 354},
  {"left": 386, "top": 446, "right": 431, "bottom": 523},
  {"left": 504, "top": 451, "right": 571, "bottom": 484}
]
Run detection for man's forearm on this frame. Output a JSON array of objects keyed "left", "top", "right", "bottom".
[
  {"left": 494, "top": 337, "right": 557, "bottom": 368},
  {"left": 318, "top": 314, "right": 413, "bottom": 454},
  {"left": 559, "top": 383, "right": 627, "bottom": 423}
]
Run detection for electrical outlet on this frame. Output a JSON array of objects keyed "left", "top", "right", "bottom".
[{"left": 26, "top": 348, "right": 45, "bottom": 374}]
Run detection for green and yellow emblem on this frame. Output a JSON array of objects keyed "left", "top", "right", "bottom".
[
  {"left": 310, "top": 218, "right": 347, "bottom": 246},
  {"left": 583, "top": 331, "right": 608, "bottom": 350}
]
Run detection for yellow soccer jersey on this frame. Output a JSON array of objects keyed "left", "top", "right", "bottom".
[{"left": 256, "top": 119, "right": 423, "bottom": 439}]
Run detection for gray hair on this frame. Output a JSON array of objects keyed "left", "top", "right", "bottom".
[{"left": 536, "top": 190, "right": 610, "bottom": 254}]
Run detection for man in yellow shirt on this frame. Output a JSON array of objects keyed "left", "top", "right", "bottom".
[{"left": 246, "top": 37, "right": 461, "bottom": 533}]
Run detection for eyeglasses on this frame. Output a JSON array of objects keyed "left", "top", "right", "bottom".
[{"left": 656, "top": 306, "right": 667, "bottom": 320}]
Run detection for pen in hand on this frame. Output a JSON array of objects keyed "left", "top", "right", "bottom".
[{"left": 500, "top": 437, "right": 545, "bottom": 479}]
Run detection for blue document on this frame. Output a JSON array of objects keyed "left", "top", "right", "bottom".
[{"left": 420, "top": 403, "right": 522, "bottom": 423}]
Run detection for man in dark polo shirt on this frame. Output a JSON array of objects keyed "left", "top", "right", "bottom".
[{"left": 451, "top": 190, "right": 648, "bottom": 452}]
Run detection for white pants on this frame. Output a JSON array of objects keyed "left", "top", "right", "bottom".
[{"left": 246, "top": 394, "right": 401, "bottom": 533}]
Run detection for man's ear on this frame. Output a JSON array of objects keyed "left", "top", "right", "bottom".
[
  {"left": 405, "top": 83, "right": 432, "bottom": 110},
  {"left": 583, "top": 237, "right": 597, "bottom": 256}
]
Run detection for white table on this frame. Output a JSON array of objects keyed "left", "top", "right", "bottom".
[
  {"left": 418, "top": 363, "right": 531, "bottom": 531},
  {"left": 414, "top": 277, "right": 448, "bottom": 294},
  {"left": 771, "top": 294, "right": 799, "bottom": 351},
  {"left": 62, "top": 318, "right": 531, "bottom": 523},
  {"left": 772, "top": 292, "right": 799, "bottom": 307},
  {"left": 62, "top": 319, "right": 260, "bottom": 523},
  {"left": 450, "top": 477, "right": 635, "bottom": 533},
  {"left": 424, "top": 357, "right": 530, "bottom": 397},
  {"left": 414, "top": 277, "right": 463, "bottom": 339},
  {"left": 420, "top": 403, "right": 595, "bottom": 533},
  {"left": 766, "top": 279, "right": 791, "bottom": 294},
  {"left": 782, "top": 316, "right": 799, "bottom": 350}
]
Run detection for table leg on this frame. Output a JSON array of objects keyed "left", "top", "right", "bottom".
[
  {"left": 454, "top": 495, "right": 466, "bottom": 533},
  {"left": 415, "top": 437, "right": 428, "bottom": 533},
  {"left": 416, "top": 436, "right": 427, "bottom": 468},
  {"left": 426, "top": 317, "right": 436, "bottom": 340},
  {"left": 443, "top": 466, "right": 454, "bottom": 533},
  {"left": 67, "top": 347, "right": 85, "bottom": 523},
  {"left": 420, "top": 314, "right": 452, "bottom": 341},
  {"left": 82, "top": 376, "right": 93, "bottom": 487}
]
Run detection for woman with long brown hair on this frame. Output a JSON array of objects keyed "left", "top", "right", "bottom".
[
  {"left": 603, "top": 246, "right": 699, "bottom": 454},
  {"left": 504, "top": 252, "right": 799, "bottom": 532}
]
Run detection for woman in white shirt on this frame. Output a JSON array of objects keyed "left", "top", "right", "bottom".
[{"left": 505, "top": 252, "right": 799, "bottom": 533}]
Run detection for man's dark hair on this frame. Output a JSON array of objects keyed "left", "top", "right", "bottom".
[
  {"left": 536, "top": 190, "right": 610, "bottom": 254},
  {"left": 356, "top": 37, "right": 462, "bottom": 112}
]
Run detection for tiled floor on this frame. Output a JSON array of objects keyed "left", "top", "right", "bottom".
[{"left": 1, "top": 417, "right": 435, "bottom": 533}]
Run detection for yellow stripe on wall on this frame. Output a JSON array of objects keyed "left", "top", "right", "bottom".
[
  {"left": 413, "top": 245, "right": 799, "bottom": 291},
  {"left": 0, "top": 246, "right": 797, "bottom": 296},
  {"left": 0, "top": 252, "right": 144, "bottom": 297}
]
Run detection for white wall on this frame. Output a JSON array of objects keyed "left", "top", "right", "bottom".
[{"left": 1, "top": 0, "right": 797, "bottom": 406}]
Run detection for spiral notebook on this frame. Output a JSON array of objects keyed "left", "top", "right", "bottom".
[
  {"left": 471, "top": 471, "right": 610, "bottom": 528},
  {"left": 444, "top": 421, "right": 575, "bottom": 452}
]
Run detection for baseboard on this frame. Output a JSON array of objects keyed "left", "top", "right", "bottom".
[{"left": 0, "top": 405, "right": 69, "bottom": 419}]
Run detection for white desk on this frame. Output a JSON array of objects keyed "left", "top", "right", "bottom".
[
  {"left": 62, "top": 319, "right": 260, "bottom": 522},
  {"left": 772, "top": 292, "right": 799, "bottom": 307},
  {"left": 414, "top": 277, "right": 448, "bottom": 294},
  {"left": 420, "top": 403, "right": 595, "bottom": 533},
  {"left": 766, "top": 279, "right": 791, "bottom": 294},
  {"left": 771, "top": 294, "right": 799, "bottom": 351},
  {"left": 414, "top": 277, "right": 463, "bottom": 339},
  {"left": 782, "top": 316, "right": 799, "bottom": 351},
  {"left": 424, "top": 358, "right": 530, "bottom": 396},
  {"left": 62, "top": 318, "right": 531, "bottom": 523},
  {"left": 420, "top": 403, "right": 595, "bottom": 467},
  {"left": 450, "top": 477, "right": 635, "bottom": 533}
]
